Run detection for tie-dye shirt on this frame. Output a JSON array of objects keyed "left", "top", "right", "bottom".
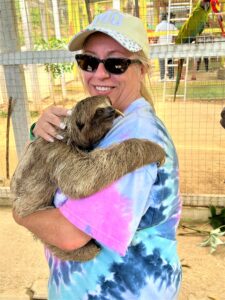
[{"left": 46, "top": 98, "right": 182, "bottom": 300}]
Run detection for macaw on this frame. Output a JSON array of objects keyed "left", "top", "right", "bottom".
[
  {"left": 173, "top": 0, "right": 224, "bottom": 101},
  {"left": 211, "top": 0, "right": 225, "bottom": 37}
]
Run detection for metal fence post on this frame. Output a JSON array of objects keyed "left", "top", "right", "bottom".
[{"left": 0, "top": 0, "right": 30, "bottom": 159}]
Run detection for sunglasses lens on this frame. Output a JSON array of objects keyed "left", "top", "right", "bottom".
[
  {"left": 76, "top": 55, "right": 99, "bottom": 72},
  {"left": 75, "top": 55, "right": 133, "bottom": 74},
  {"left": 105, "top": 58, "right": 129, "bottom": 74}
]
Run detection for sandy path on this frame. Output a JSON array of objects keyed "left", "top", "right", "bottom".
[
  {"left": 1, "top": 207, "right": 225, "bottom": 299},
  {"left": 0, "top": 207, "right": 49, "bottom": 298}
]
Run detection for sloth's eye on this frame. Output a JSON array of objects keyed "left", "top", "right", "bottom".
[
  {"left": 95, "top": 108, "right": 105, "bottom": 116},
  {"left": 76, "top": 121, "right": 84, "bottom": 131}
]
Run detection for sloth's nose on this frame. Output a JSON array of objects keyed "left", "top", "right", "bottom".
[{"left": 105, "top": 106, "right": 115, "bottom": 117}]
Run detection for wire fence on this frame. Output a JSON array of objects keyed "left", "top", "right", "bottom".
[{"left": 0, "top": 0, "right": 225, "bottom": 203}]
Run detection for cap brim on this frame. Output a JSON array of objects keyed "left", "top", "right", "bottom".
[
  {"left": 68, "top": 28, "right": 142, "bottom": 54},
  {"left": 68, "top": 30, "right": 97, "bottom": 51}
]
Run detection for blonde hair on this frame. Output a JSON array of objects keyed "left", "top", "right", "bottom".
[{"left": 135, "top": 50, "right": 155, "bottom": 111}]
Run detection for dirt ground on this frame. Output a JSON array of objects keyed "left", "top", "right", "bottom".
[{"left": 1, "top": 206, "right": 225, "bottom": 300}]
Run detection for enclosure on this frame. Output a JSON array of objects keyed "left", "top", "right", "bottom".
[
  {"left": 0, "top": 0, "right": 225, "bottom": 201},
  {"left": 0, "top": 0, "right": 225, "bottom": 299}
]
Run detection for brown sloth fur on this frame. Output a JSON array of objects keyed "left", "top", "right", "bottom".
[{"left": 10, "top": 95, "right": 166, "bottom": 261}]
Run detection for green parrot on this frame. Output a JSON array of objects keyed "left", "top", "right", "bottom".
[{"left": 173, "top": 0, "right": 212, "bottom": 101}]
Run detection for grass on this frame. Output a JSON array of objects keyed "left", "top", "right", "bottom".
[
  {"left": 155, "top": 80, "right": 225, "bottom": 100},
  {"left": 187, "top": 84, "right": 225, "bottom": 99},
  {"left": 0, "top": 110, "right": 40, "bottom": 118},
  {"left": 0, "top": 110, "right": 8, "bottom": 118}
]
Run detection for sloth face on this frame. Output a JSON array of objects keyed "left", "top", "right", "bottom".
[{"left": 65, "top": 95, "right": 123, "bottom": 149}]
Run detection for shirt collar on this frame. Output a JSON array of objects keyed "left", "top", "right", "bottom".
[{"left": 123, "top": 97, "right": 154, "bottom": 115}]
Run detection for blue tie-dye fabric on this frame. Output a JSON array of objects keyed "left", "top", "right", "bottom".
[{"left": 47, "top": 98, "right": 182, "bottom": 300}]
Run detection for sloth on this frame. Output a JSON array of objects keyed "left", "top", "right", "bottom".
[{"left": 10, "top": 95, "right": 166, "bottom": 261}]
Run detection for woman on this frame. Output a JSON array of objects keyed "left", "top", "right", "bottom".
[{"left": 13, "top": 9, "right": 182, "bottom": 299}]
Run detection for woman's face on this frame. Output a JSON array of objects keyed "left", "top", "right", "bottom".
[{"left": 82, "top": 33, "right": 146, "bottom": 111}]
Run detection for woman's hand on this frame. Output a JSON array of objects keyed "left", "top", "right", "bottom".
[{"left": 33, "top": 106, "right": 72, "bottom": 142}]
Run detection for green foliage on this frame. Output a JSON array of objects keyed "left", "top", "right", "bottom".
[
  {"left": 156, "top": 82, "right": 225, "bottom": 101},
  {"left": 34, "top": 38, "right": 74, "bottom": 78},
  {"left": 209, "top": 205, "right": 225, "bottom": 231},
  {"left": 0, "top": 110, "right": 39, "bottom": 119},
  {"left": 45, "top": 62, "right": 73, "bottom": 79},
  {"left": 0, "top": 110, "right": 7, "bottom": 118},
  {"left": 30, "top": 7, "right": 41, "bottom": 28},
  {"left": 198, "top": 206, "right": 225, "bottom": 253},
  {"left": 199, "top": 226, "right": 225, "bottom": 253},
  {"left": 30, "top": 111, "right": 40, "bottom": 118},
  {"left": 35, "top": 38, "right": 68, "bottom": 50},
  {"left": 14, "top": 0, "right": 24, "bottom": 46}
]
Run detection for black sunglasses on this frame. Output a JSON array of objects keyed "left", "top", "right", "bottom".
[{"left": 75, "top": 54, "right": 141, "bottom": 75}]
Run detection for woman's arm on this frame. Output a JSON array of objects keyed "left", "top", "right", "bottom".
[{"left": 12, "top": 208, "right": 91, "bottom": 251}]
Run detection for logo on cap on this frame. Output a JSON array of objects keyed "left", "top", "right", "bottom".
[{"left": 91, "top": 11, "right": 123, "bottom": 27}]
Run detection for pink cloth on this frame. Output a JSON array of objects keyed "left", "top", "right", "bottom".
[{"left": 59, "top": 183, "right": 132, "bottom": 255}]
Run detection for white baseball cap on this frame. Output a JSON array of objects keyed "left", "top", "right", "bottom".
[{"left": 68, "top": 9, "right": 150, "bottom": 59}]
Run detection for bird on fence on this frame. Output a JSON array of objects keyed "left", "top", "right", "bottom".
[{"left": 173, "top": 0, "right": 222, "bottom": 101}]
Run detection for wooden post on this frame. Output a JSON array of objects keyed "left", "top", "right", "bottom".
[
  {"left": 85, "top": 0, "right": 92, "bottom": 23},
  {"left": 134, "top": 0, "right": 139, "bottom": 17}
]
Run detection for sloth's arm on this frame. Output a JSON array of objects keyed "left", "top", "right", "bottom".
[{"left": 55, "top": 138, "right": 165, "bottom": 198}]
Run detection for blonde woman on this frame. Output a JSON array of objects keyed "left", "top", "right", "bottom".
[{"left": 13, "top": 10, "right": 182, "bottom": 300}]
